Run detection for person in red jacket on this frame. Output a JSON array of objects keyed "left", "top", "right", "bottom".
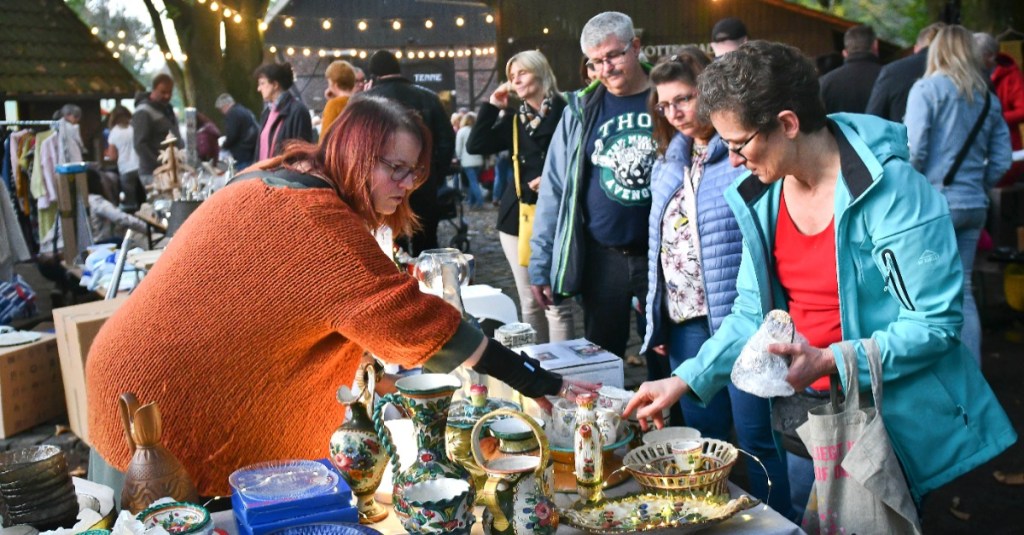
[{"left": 976, "top": 32, "right": 1024, "bottom": 186}]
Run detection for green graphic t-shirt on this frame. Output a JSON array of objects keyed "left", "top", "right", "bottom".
[{"left": 582, "top": 89, "right": 656, "bottom": 247}]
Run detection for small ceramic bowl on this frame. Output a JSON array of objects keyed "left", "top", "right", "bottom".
[
  {"left": 641, "top": 426, "right": 702, "bottom": 446},
  {"left": 137, "top": 502, "right": 212, "bottom": 535}
]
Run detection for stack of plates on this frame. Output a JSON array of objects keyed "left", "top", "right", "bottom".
[{"left": 0, "top": 446, "right": 78, "bottom": 529}]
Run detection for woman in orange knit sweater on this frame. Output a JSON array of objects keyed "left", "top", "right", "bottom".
[{"left": 86, "top": 95, "right": 594, "bottom": 498}]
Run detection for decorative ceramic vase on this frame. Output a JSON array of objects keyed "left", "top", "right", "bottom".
[
  {"left": 329, "top": 362, "right": 389, "bottom": 524},
  {"left": 373, "top": 373, "right": 473, "bottom": 519},
  {"left": 445, "top": 384, "right": 521, "bottom": 503},
  {"left": 573, "top": 392, "right": 604, "bottom": 505},
  {"left": 472, "top": 409, "right": 558, "bottom": 535},
  {"left": 401, "top": 477, "right": 476, "bottom": 535},
  {"left": 119, "top": 393, "right": 199, "bottom": 514}
]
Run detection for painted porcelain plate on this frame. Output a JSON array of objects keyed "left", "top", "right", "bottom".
[
  {"left": 0, "top": 329, "right": 42, "bottom": 347},
  {"left": 559, "top": 492, "right": 758, "bottom": 534},
  {"left": 228, "top": 460, "right": 336, "bottom": 502}
]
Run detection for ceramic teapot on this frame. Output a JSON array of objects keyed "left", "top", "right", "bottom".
[
  {"left": 471, "top": 409, "right": 557, "bottom": 535},
  {"left": 119, "top": 393, "right": 199, "bottom": 513}
]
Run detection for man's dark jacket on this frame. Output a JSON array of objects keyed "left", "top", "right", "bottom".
[
  {"left": 819, "top": 52, "right": 882, "bottom": 114},
  {"left": 364, "top": 77, "right": 455, "bottom": 245},
  {"left": 865, "top": 48, "right": 929, "bottom": 122},
  {"left": 223, "top": 103, "right": 259, "bottom": 164},
  {"left": 132, "top": 97, "right": 181, "bottom": 175},
  {"left": 254, "top": 91, "right": 312, "bottom": 161}
]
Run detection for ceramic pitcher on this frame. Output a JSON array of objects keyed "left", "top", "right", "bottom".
[
  {"left": 329, "top": 362, "right": 389, "bottom": 524},
  {"left": 372, "top": 373, "right": 473, "bottom": 518},
  {"left": 413, "top": 248, "right": 484, "bottom": 397},
  {"left": 471, "top": 409, "right": 558, "bottom": 535},
  {"left": 119, "top": 393, "right": 199, "bottom": 514}
]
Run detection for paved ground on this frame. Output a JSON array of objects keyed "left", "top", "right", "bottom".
[{"left": 5, "top": 194, "right": 1023, "bottom": 532}]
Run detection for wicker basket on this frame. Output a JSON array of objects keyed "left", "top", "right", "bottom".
[{"left": 622, "top": 438, "right": 737, "bottom": 496}]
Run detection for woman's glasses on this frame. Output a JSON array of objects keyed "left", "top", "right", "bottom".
[
  {"left": 655, "top": 93, "right": 697, "bottom": 116},
  {"left": 727, "top": 129, "right": 762, "bottom": 164},
  {"left": 378, "top": 157, "right": 424, "bottom": 182}
]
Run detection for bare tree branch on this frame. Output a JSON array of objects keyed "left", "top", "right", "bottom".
[{"left": 141, "top": 0, "right": 188, "bottom": 103}]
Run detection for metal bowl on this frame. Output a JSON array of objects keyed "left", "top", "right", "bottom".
[{"left": 0, "top": 446, "right": 66, "bottom": 486}]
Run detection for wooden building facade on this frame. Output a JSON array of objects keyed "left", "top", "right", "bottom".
[{"left": 491, "top": 0, "right": 901, "bottom": 91}]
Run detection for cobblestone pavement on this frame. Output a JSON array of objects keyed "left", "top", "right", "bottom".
[{"left": 437, "top": 199, "right": 650, "bottom": 390}]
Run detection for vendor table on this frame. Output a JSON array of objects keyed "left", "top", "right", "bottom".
[
  {"left": 134, "top": 210, "right": 168, "bottom": 249},
  {"left": 211, "top": 480, "right": 805, "bottom": 535}
]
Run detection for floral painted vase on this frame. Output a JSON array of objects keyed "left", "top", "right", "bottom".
[
  {"left": 372, "top": 373, "right": 473, "bottom": 519},
  {"left": 574, "top": 391, "right": 604, "bottom": 505},
  {"left": 329, "top": 362, "right": 389, "bottom": 524},
  {"left": 471, "top": 409, "right": 558, "bottom": 535},
  {"left": 446, "top": 384, "right": 521, "bottom": 502},
  {"left": 402, "top": 477, "right": 476, "bottom": 535}
]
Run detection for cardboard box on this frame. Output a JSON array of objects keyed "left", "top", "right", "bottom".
[
  {"left": 486, "top": 338, "right": 626, "bottom": 413},
  {"left": 0, "top": 334, "right": 66, "bottom": 438},
  {"left": 524, "top": 338, "right": 626, "bottom": 388},
  {"left": 52, "top": 297, "right": 127, "bottom": 443}
]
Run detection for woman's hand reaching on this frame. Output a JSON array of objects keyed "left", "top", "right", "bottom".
[
  {"left": 533, "top": 378, "right": 602, "bottom": 413},
  {"left": 622, "top": 376, "right": 690, "bottom": 431}
]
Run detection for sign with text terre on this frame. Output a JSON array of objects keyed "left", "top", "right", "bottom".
[{"left": 401, "top": 59, "right": 455, "bottom": 93}]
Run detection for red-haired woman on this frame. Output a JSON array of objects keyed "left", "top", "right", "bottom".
[{"left": 85, "top": 95, "right": 595, "bottom": 499}]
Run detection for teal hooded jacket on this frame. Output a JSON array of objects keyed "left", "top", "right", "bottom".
[{"left": 674, "top": 113, "right": 1017, "bottom": 501}]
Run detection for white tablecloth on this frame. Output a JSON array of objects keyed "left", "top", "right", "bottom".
[{"left": 212, "top": 479, "right": 805, "bottom": 535}]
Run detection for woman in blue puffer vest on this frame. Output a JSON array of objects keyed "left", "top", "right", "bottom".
[{"left": 640, "top": 47, "right": 793, "bottom": 518}]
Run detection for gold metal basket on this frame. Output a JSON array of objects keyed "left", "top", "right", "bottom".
[{"left": 621, "top": 438, "right": 737, "bottom": 496}]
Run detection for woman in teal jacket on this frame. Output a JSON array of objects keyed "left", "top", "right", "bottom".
[{"left": 625, "top": 41, "right": 1016, "bottom": 506}]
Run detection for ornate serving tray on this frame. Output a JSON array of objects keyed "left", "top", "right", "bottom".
[{"left": 559, "top": 492, "right": 758, "bottom": 534}]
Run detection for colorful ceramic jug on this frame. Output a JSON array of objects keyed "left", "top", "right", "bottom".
[
  {"left": 329, "top": 362, "right": 389, "bottom": 524},
  {"left": 119, "top": 392, "right": 199, "bottom": 514},
  {"left": 471, "top": 409, "right": 558, "bottom": 535},
  {"left": 372, "top": 373, "right": 473, "bottom": 518},
  {"left": 402, "top": 477, "right": 476, "bottom": 535},
  {"left": 573, "top": 391, "right": 604, "bottom": 505},
  {"left": 445, "top": 384, "right": 521, "bottom": 502},
  {"left": 489, "top": 415, "right": 544, "bottom": 457}
]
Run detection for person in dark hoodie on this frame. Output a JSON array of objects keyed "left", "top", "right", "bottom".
[
  {"left": 362, "top": 50, "right": 455, "bottom": 255},
  {"left": 254, "top": 63, "right": 313, "bottom": 162},
  {"left": 865, "top": 22, "right": 946, "bottom": 122},
  {"left": 818, "top": 25, "right": 882, "bottom": 114}
]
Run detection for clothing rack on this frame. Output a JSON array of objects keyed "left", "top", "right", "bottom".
[{"left": 0, "top": 120, "right": 59, "bottom": 129}]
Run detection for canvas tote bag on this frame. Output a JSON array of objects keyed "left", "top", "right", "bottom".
[
  {"left": 513, "top": 121, "right": 534, "bottom": 267},
  {"left": 796, "top": 339, "right": 922, "bottom": 535}
]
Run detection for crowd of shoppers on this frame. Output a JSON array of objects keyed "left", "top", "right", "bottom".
[{"left": 70, "top": 9, "right": 1018, "bottom": 528}]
